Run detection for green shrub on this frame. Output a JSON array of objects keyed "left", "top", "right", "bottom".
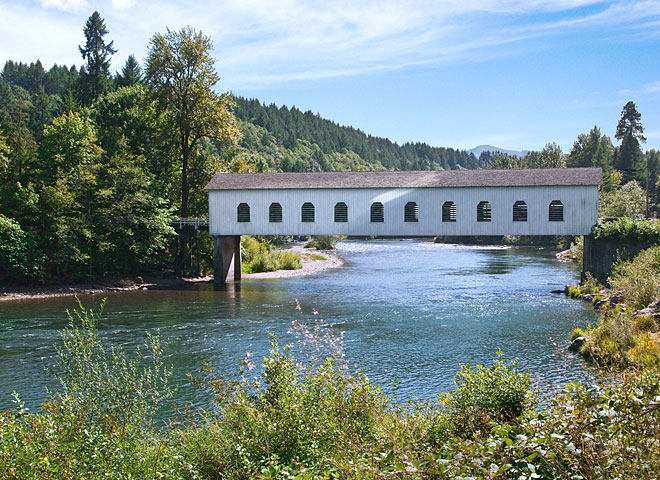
[
  {"left": 184, "top": 336, "right": 388, "bottom": 477},
  {"left": 243, "top": 249, "right": 302, "bottom": 273},
  {"left": 581, "top": 272, "right": 601, "bottom": 295},
  {"left": 567, "top": 285, "right": 583, "bottom": 299},
  {"left": 240, "top": 235, "right": 268, "bottom": 264},
  {"left": 633, "top": 314, "right": 657, "bottom": 334},
  {"left": 593, "top": 217, "right": 660, "bottom": 243},
  {"left": 55, "top": 300, "right": 172, "bottom": 433},
  {"left": 570, "top": 327, "right": 586, "bottom": 341},
  {"left": 0, "top": 214, "right": 44, "bottom": 282},
  {"left": 244, "top": 252, "right": 276, "bottom": 273},
  {"left": 610, "top": 246, "right": 660, "bottom": 309},
  {"left": 627, "top": 332, "right": 660, "bottom": 368},
  {"left": 438, "top": 353, "right": 534, "bottom": 438},
  {"left": 304, "top": 235, "right": 342, "bottom": 250},
  {"left": 567, "top": 236, "right": 584, "bottom": 263},
  {"left": 0, "top": 302, "right": 182, "bottom": 479},
  {"left": 241, "top": 236, "right": 303, "bottom": 273},
  {"left": 275, "top": 250, "right": 302, "bottom": 270},
  {"left": 581, "top": 310, "right": 635, "bottom": 367},
  {"left": 303, "top": 252, "right": 326, "bottom": 261}
]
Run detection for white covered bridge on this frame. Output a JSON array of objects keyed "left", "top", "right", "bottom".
[{"left": 206, "top": 168, "right": 601, "bottom": 284}]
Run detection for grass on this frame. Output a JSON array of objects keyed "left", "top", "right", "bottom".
[
  {"left": 570, "top": 245, "right": 660, "bottom": 369},
  {"left": 303, "top": 252, "right": 326, "bottom": 261},
  {"left": 566, "top": 273, "right": 603, "bottom": 299},
  {"left": 609, "top": 246, "right": 660, "bottom": 310}
]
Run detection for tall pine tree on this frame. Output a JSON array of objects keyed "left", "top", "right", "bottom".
[
  {"left": 615, "top": 101, "right": 646, "bottom": 183},
  {"left": 78, "top": 11, "right": 116, "bottom": 105},
  {"left": 115, "top": 54, "right": 142, "bottom": 88}
]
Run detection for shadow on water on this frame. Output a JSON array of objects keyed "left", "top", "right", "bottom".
[{"left": 477, "top": 249, "right": 518, "bottom": 275}]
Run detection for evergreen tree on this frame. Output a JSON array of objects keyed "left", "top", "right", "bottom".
[
  {"left": 567, "top": 126, "right": 614, "bottom": 179},
  {"left": 615, "top": 101, "right": 646, "bottom": 183},
  {"left": 115, "top": 54, "right": 142, "bottom": 88},
  {"left": 77, "top": 11, "right": 116, "bottom": 105},
  {"left": 646, "top": 150, "right": 660, "bottom": 216}
]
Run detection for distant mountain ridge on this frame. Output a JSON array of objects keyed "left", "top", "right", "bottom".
[{"left": 468, "top": 145, "right": 528, "bottom": 158}]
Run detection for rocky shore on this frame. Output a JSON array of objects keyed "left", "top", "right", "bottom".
[{"left": 567, "top": 287, "right": 660, "bottom": 352}]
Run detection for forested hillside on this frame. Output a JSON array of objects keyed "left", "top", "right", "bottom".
[{"left": 233, "top": 97, "right": 479, "bottom": 172}]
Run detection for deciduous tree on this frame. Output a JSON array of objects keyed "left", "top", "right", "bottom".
[{"left": 145, "top": 27, "right": 241, "bottom": 274}]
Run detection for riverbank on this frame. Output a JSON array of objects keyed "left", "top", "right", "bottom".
[
  {"left": 0, "top": 247, "right": 342, "bottom": 302},
  {"left": 242, "top": 246, "right": 342, "bottom": 279}
]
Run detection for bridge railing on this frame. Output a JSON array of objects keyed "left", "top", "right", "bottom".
[{"left": 171, "top": 217, "right": 209, "bottom": 230}]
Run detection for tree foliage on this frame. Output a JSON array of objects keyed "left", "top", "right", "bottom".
[
  {"left": 489, "top": 143, "right": 565, "bottom": 169},
  {"left": 114, "top": 54, "right": 142, "bottom": 88},
  {"left": 145, "top": 27, "right": 241, "bottom": 218},
  {"left": 599, "top": 180, "right": 646, "bottom": 219},
  {"left": 0, "top": 213, "right": 44, "bottom": 281},
  {"left": 615, "top": 101, "right": 646, "bottom": 183},
  {"left": 234, "top": 96, "right": 480, "bottom": 171},
  {"left": 78, "top": 11, "right": 116, "bottom": 105},
  {"left": 568, "top": 125, "right": 614, "bottom": 173}
]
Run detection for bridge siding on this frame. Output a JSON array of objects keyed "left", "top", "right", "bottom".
[{"left": 208, "top": 185, "right": 598, "bottom": 237}]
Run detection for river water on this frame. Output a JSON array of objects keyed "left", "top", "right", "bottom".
[{"left": 0, "top": 240, "right": 599, "bottom": 413}]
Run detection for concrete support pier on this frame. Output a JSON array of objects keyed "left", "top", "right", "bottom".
[
  {"left": 582, "top": 233, "right": 654, "bottom": 282},
  {"left": 213, "top": 235, "right": 241, "bottom": 285}
]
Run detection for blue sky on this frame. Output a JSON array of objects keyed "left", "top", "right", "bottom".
[{"left": 2, "top": 0, "right": 660, "bottom": 153}]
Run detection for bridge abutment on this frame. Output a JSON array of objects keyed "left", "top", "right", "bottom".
[
  {"left": 582, "top": 234, "right": 654, "bottom": 283},
  {"left": 213, "top": 235, "right": 241, "bottom": 285}
]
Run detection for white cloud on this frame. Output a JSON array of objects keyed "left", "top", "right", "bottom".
[
  {"left": 646, "top": 81, "right": 660, "bottom": 93},
  {"left": 111, "top": 0, "right": 134, "bottom": 9},
  {"left": 39, "top": 0, "right": 88, "bottom": 13},
  {"left": 2, "top": 0, "right": 660, "bottom": 89},
  {"left": 618, "top": 89, "right": 634, "bottom": 95}
]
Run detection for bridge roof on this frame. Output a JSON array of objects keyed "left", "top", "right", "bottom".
[{"left": 206, "top": 167, "right": 602, "bottom": 190}]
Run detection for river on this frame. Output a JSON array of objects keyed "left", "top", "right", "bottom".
[{"left": 0, "top": 240, "right": 599, "bottom": 413}]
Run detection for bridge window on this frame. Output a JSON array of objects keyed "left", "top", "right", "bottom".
[
  {"left": 404, "top": 202, "right": 419, "bottom": 222},
  {"left": 237, "top": 203, "right": 250, "bottom": 222},
  {"left": 334, "top": 202, "right": 348, "bottom": 222},
  {"left": 477, "top": 201, "right": 492, "bottom": 222},
  {"left": 442, "top": 201, "right": 456, "bottom": 222},
  {"left": 301, "top": 202, "right": 315, "bottom": 222},
  {"left": 269, "top": 202, "right": 282, "bottom": 223},
  {"left": 513, "top": 201, "right": 527, "bottom": 222},
  {"left": 371, "top": 202, "right": 384, "bottom": 222},
  {"left": 549, "top": 200, "right": 564, "bottom": 222}
]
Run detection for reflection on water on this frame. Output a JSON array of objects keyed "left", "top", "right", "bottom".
[{"left": 0, "top": 240, "right": 599, "bottom": 413}]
